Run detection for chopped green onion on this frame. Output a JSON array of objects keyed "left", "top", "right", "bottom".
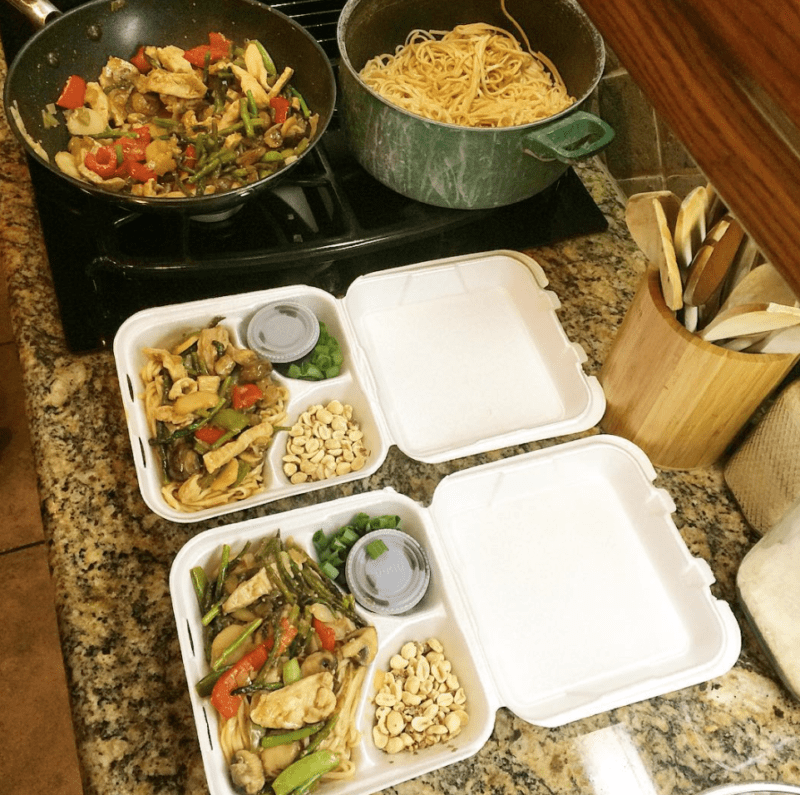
[
  {"left": 366, "top": 539, "right": 389, "bottom": 559},
  {"left": 320, "top": 561, "right": 339, "bottom": 580},
  {"left": 314, "top": 513, "right": 402, "bottom": 582}
]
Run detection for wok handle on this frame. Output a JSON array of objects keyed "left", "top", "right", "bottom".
[
  {"left": 5, "top": 0, "right": 62, "bottom": 29},
  {"left": 522, "top": 111, "right": 615, "bottom": 165}
]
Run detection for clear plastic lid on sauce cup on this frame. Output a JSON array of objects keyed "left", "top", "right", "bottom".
[
  {"left": 246, "top": 301, "right": 320, "bottom": 363},
  {"left": 345, "top": 529, "right": 431, "bottom": 615}
]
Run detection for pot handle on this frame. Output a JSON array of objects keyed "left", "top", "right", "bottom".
[
  {"left": 522, "top": 111, "right": 615, "bottom": 165},
  {"left": 5, "top": 0, "right": 62, "bottom": 29}
]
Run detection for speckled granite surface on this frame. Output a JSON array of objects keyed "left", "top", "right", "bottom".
[{"left": 2, "top": 37, "right": 800, "bottom": 795}]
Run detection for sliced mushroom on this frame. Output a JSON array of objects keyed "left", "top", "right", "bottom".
[
  {"left": 230, "top": 750, "right": 265, "bottom": 795},
  {"left": 340, "top": 626, "right": 378, "bottom": 666},
  {"left": 300, "top": 650, "right": 338, "bottom": 678},
  {"left": 166, "top": 440, "right": 202, "bottom": 482},
  {"left": 260, "top": 741, "right": 301, "bottom": 780}
]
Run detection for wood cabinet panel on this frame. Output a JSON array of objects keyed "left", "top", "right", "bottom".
[{"left": 580, "top": 0, "right": 800, "bottom": 296}]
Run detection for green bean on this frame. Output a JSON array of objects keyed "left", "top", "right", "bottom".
[
  {"left": 195, "top": 666, "right": 226, "bottom": 697},
  {"left": 214, "top": 544, "right": 231, "bottom": 602},
  {"left": 201, "top": 600, "right": 223, "bottom": 626},
  {"left": 246, "top": 89, "right": 258, "bottom": 118},
  {"left": 230, "top": 680, "right": 283, "bottom": 696},
  {"left": 240, "top": 98, "right": 255, "bottom": 138},
  {"left": 290, "top": 86, "right": 311, "bottom": 118},
  {"left": 191, "top": 566, "right": 209, "bottom": 611},
  {"left": 271, "top": 750, "right": 341, "bottom": 795},
  {"left": 301, "top": 713, "right": 338, "bottom": 757},
  {"left": 260, "top": 721, "right": 325, "bottom": 749},
  {"left": 254, "top": 39, "right": 277, "bottom": 76},
  {"left": 212, "top": 618, "right": 263, "bottom": 672},
  {"left": 188, "top": 149, "right": 237, "bottom": 183},
  {"left": 89, "top": 127, "right": 136, "bottom": 140}
]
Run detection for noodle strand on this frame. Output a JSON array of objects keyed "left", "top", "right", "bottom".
[{"left": 359, "top": 22, "right": 575, "bottom": 128}]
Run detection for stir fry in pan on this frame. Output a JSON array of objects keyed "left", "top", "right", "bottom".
[{"left": 49, "top": 32, "right": 320, "bottom": 197}]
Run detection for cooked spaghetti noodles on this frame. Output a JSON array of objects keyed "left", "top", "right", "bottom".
[{"left": 358, "top": 19, "right": 575, "bottom": 128}]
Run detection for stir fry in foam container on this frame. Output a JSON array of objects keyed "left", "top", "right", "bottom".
[
  {"left": 114, "top": 250, "right": 608, "bottom": 523},
  {"left": 49, "top": 32, "right": 320, "bottom": 197},
  {"left": 170, "top": 443, "right": 741, "bottom": 795}
]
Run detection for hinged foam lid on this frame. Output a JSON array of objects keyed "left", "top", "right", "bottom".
[
  {"left": 426, "top": 435, "right": 742, "bottom": 726},
  {"left": 343, "top": 250, "right": 605, "bottom": 463}
]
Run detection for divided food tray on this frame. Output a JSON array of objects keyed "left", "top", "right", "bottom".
[
  {"left": 114, "top": 250, "right": 605, "bottom": 523},
  {"left": 170, "top": 435, "right": 741, "bottom": 795}
]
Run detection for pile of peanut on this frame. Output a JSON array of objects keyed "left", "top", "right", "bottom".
[
  {"left": 372, "top": 637, "right": 469, "bottom": 754},
  {"left": 282, "top": 400, "right": 369, "bottom": 484}
]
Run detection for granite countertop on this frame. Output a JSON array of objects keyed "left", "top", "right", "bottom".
[{"left": 2, "top": 37, "right": 800, "bottom": 795}]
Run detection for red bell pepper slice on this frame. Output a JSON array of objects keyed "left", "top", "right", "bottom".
[
  {"left": 270, "top": 96, "right": 291, "bottom": 124},
  {"left": 85, "top": 146, "right": 118, "bottom": 179},
  {"left": 232, "top": 383, "right": 263, "bottom": 410},
  {"left": 183, "top": 143, "right": 198, "bottom": 171},
  {"left": 210, "top": 617, "right": 298, "bottom": 720},
  {"left": 183, "top": 31, "right": 232, "bottom": 67},
  {"left": 194, "top": 425, "right": 226, "bottom": 445},
  {"left": 120, "top": 126, "right": 151, "bottom": 161},
  {"left": 313, "top": 617, "right": 336, "bottom": 652},
  {"left": 211, "top": 641, "right": 270, "bottom": 719},
  {"left": 126, "top": 161, "right": 158, "bottom": 183},
  {"left": 131, "top": 45, "right": 152, "bottom": 73},
  {"left": 208, "top": 31, "right": 231, "bottom": 52},
  {"left": 56, "top": 74, "right": 87, "bottom": 109}
]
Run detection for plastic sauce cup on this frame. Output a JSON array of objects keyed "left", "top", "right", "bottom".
[
  {"left": 246, "top": 301, "right": 320, "bottom": 363},
  {"left": 345, "top": 529, "right": 431, "bottom": 615}
]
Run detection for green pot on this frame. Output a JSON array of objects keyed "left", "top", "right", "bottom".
[{"left": 337, "top": 0, "right": 614, "bottom": 210}]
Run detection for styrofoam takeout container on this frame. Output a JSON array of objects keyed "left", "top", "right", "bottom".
[
  {"left": 170, "top": 435, "right": 741, "bottom": 795},
  {"left": 114, "top": 250, "right": 605, "bottom": 523}
]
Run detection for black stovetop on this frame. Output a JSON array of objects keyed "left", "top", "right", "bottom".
[{"left": 1, "top": 0, "right": 608, "bottom": 352}]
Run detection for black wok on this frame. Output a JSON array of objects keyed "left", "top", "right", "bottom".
[{"left": 3, "top": 0, "right": 336, "bottom": 215}]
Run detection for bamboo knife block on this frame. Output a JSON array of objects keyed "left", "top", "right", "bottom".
[{"left": 598, "top": 267, "right": 799, "bottom": 469}]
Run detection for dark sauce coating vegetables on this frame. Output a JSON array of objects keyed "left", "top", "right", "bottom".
[{"left": 52, "top": 33, "right": 319, "bottom": 197}]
